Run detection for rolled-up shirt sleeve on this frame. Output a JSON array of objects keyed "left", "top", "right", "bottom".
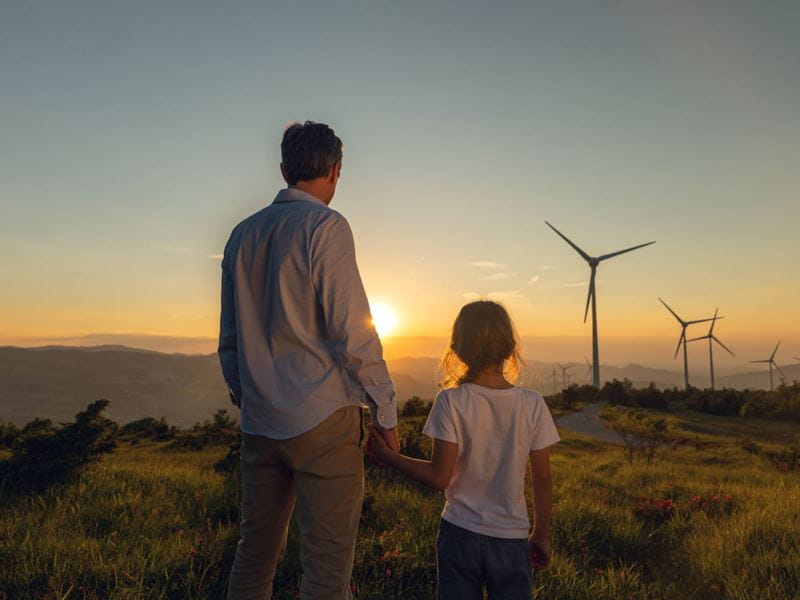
[
  {"left": 311, "top": 213, "right": 397, "bottom": 429},
  {"left": 218, "top": 261, "right": 241, "bottom": 406}
]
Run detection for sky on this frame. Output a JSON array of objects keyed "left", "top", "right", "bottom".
[{"left": 1, "top": 1, "right": 799, "bottom": 367}]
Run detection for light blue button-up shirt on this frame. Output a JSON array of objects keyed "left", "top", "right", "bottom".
[{"left": 218, "top": 187, "right": 397, "bottom": 438}]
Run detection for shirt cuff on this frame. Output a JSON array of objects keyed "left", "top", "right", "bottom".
[{"left": 369, "top": 402, "right": 398, "bottom": 429}]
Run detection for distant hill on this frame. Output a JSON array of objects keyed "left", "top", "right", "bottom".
[
  {"left": 2, "top": 346, "right": 797, "bottom": 426},
  {"left": 0, "top": 346, "right": 441, "bottom": 427},
  {"left": 0, "top": 346, "right": 229, "bottom": 427}
]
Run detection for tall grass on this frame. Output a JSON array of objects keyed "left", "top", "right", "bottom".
[{"left": 1, "top": 412, "right": 798, "bottom": 599}]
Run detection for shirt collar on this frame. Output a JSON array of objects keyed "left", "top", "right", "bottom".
[{"left": 272, "top": 187, "right": 327, "bottom": 207}]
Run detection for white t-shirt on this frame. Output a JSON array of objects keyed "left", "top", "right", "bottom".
[{"left": 422, "top": 383, "right": 560, "bottom": 539}]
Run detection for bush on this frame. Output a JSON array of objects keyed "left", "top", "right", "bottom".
[
  {"left": 740, "top": 383, "right": 800, "bottom": 421},
  {"left": 0, "top": 421, "right": 20, "bottom": 449},
  {"left": 401, "top": 396, "right": 432, "bottom": 418},
  {"left": 166, "top": 409, "right": 238, "bottom": 451},
  {"left": 687, "top": 388, "right": 745, "bottom": 416},
  {"left": 600, "top": 379, "right": 635, "bottom": 406},
  {"left": 119, "top": 416, "right": 177, "bottom": 442},
  {"left": 0, "top": 400, "right": 117, "bottom": 490},
  {"left": 601, "top": 406, "right": 669, "bottom": 464}
]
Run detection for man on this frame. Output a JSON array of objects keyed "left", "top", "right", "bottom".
[{"left": 219, "top": 121, "right": 399, "bottom": 600}]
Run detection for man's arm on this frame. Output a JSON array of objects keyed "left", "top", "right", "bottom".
[
  {"left": 312, "top": 213, "right": 398, "bottom": 435},
  {"left": 218, "top": 266, "right": 241, "bottom": 407}
]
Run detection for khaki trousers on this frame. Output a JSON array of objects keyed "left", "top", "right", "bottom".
[{"left": 227, "top": 406, "right": 364, "bottom": 600}]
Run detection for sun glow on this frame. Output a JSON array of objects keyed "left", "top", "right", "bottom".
[{"left": 370, "top": 300, "right": 399, "bottom": 337}]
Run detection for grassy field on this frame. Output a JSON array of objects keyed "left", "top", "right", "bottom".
[{"left": 1, "top": 408, "right": 799, "bottom": 599}]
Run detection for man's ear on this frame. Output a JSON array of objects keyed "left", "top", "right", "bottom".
[
  {"left": 280, "top": 162, "right": 289, "bottom": 184},
  {"left": 329, "top": 161, "right": 342, "bottom": 183}
]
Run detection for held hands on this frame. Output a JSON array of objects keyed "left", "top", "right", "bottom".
[
  {"left": 529, "top": 534, "right": 551, "bottom": 570},
  {"left": 366, "top": 425, "right": 399, "bottom": 467}
]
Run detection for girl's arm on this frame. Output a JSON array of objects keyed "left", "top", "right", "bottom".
[
  {"left": 529, "top": 447, "right": 554, "bottom": 567},
  {"left": 367, "top": 425, "right": 458, "bottom": 491}
]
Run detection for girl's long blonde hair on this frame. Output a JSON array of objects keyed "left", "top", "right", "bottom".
[{"left": 439, "top": 300, "right": 521, "bottom": 389}]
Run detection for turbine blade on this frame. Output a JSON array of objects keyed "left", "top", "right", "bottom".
[
  {"left": 749, "top": 360, "right": 771, "bottom": 364},
  {"left": 658, "top": 297, "right": 683, "bottom": 324},
  {"left": 583, "top": 271, "right": 595, "bottom": 323},
  {"left": 545, "top": 222, "right": 591, "bottom": 262},
  {"left": 709, "top": 308, "right": 719, "bottom": 334},
  {"left": 774, "top": 362, "right": 786, "bottom": 378},
  {"left": 673, "top": 331, "right": 685, "bottom": 359},
  {"left": 685, "top": 335, "right": 708, "bottom": 343},
  {"left": 770, "top": 341, "right": 781, "bottom": 361},
  {"left": 794, "top": 357, "right": 800, "bottom": 361},
  {"left": 686, "top": 317, "right": 718, "bottom": 325},
  {"left": 712, "top": 335, "right": 735, "bottom": 357},
  {"left": 597, "top": 241, "right": 655, "bottom": 262}
]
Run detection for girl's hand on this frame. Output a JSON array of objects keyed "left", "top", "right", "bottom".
[{"left": 529, "top": 535, "right": 550, "bottom": 570}]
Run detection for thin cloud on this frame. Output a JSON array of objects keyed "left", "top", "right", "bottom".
[
  {"left": 538, "top": 264, "right": 558, "bottom": 271},
  {"left": 469, "top": 261, "right": 508, "bottom": 269},
  {"left": 207, "top": 254, "right": 223, "bottom": 260},
  {"left": 528, "top": 275, "right": 540, "bottom": 286},
  {"left": 482, "top": 272, "right": 517, "bottom": 281},
  {"left": 152, "top": 245, "right": 192, "bottom": 254},
  {"left": 487, "top": 290, "right": 525, "bottom": 302},
  {"left": 461, "top": 290, "right": 525, "bottom": 303},
  {"left": 560, "top": 281, "right": 591, "bottom": 288}
]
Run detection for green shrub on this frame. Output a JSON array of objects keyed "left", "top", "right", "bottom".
[
  {"left": 0, "top": 400, "right": 117, "bottom": 490},
  {"left": 119, "top": 416, "right": 177, "bottom": 442},
  {"left": 401, "top": 396, "right": 432, "bottom": 417}
]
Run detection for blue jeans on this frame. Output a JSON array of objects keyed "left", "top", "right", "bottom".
[{"left": 436, "top": 519, "right": 532, "bottom": 600}]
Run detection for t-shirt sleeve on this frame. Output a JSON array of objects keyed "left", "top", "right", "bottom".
[
  {"left": 422, "top": 391, "right": 458, "bottom": 443},
  {"left": 530, "top": 393, "right": 560, "bottom": 451}
]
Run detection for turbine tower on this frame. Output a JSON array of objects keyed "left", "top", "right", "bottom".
[
  {"left": 556, "top": 363, "right": 573, "bottom": 390},
  {"left": 545, "top": 221, "right": 655, "bottom": 388},
  {"left": 658, "top": 297, "right": 717, "bottom": 390},
  {"left": 584, "top": 356, "right": 593, "bottom": 382},
  {"left": 550, "top": 365, "right": 558, "bottom": 396},
  {"left": 686, "top": 309, "right": 734, "bottom": 390},
  {"left": 750, "top": 341, "right": 785, "bottom": 391}
]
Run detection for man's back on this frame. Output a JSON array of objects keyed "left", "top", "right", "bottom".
[{"left": 219, "top": 187, "right": 396, "bottom": 439}]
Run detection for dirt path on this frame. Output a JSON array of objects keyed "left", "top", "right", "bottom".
[{"left": 555, "top": 402, "right": 623, "bottom": 445}]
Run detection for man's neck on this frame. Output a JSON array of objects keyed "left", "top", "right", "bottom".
[{"left": 291, "top": 182, "right": 332, "bottom": 206}]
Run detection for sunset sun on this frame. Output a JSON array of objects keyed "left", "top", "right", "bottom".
[{"left": 369, "top": 300, "right": 398, "bottom": 337}]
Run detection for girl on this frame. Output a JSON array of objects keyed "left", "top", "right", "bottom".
[{"left": 368, "top": 300, "right": 559, "bottom": 599}]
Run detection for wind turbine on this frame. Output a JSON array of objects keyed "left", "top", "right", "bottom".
[
  {"left": 584, "top": 356, "right": 593, "bottom": 382},
  {"left": 658, "top": 297, "right": 718, "bottom": 390},
  {"left": 750, "top": 341, "right": 785, "bottom": 391},
  {"left": 686, "top": 309, "right": 734, "bottom": 390},
  {"left": 545, "top": 221, "right": 655, "bottom": 388},
  {"left": 550, "top": 365, "right": 558, "bottom": 396},
  {"left": 556, "top": 363, "right": 573, "bottom": 390}
]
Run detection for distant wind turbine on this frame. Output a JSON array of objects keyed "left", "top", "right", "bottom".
[
  {"left": 545, "top": 221, "right": 655, "bottom": 388},
  {"left": 556, "top": 362, "right": 573, "bottom": 390},
  {"left": 686, "top": 309, "right": 734, "bottom": 390},
  {"left": 658, "top": 297, "right": 718, "bottom": 390},
  {"left": 550, "top": 365, "right": 558, "bottom": 396},
  {"left": 750, "top": 342, "right": 785, "bottom": 391}
]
